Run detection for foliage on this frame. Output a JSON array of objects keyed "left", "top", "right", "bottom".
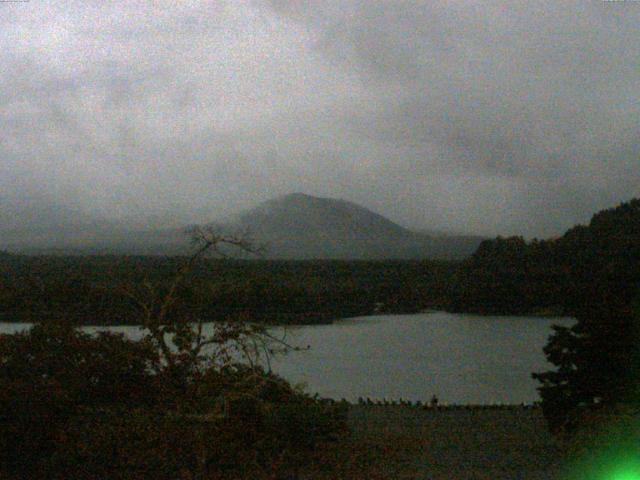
[
  {"left": 448, "top": 236, "right": 569, "bottom": 315},
  {"left": 0, "top": 228, "right": 347, "bottom": 479},
  {"left": 38, "top": 368, "right": 347, "bottom": 480},
  {"left": 450, "top": 198, "right": 640, "bottom": 317},
  {"left": 0, "top": 321, "right": 160, "bottom": 476},
  {"left": 0, "top": 323, "right": 346, "bottom": 479},
  {"left": 527, "top": 199, "right": 640, "bottom": 433},
  {"left": 0, "top": 255, "right": 456, "bottom": 325},
  {"left": 533, "top": 302, "right": 640, "bottom": 433}
]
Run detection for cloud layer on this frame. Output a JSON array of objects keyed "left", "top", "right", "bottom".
[{"left": 2, "top": 0, "right": 639, "bottom": 237}]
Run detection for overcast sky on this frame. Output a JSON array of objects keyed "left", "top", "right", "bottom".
[{"left": 1, "top": 1, "right": 638, "bottom": 237}]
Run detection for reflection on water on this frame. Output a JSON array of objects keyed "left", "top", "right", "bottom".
[{"left": 0, "top": 311, "right": 573, "bottom": 404}]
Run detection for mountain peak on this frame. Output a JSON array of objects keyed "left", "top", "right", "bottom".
[
  {"left": 281, "top": 192, "right": 312, "bottom": 200},
  {"left": 226, "top": 194, "right": 482, "bottom": 260},
  {"left": 272, "top": 192, "right": 345, "bottom": 205}
]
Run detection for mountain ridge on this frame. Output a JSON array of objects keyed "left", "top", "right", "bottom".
[
  {"left": 0, "top": 193, "right": 484, "bottom": 259},
  {"left": 222, "top": 193, "right": 483, "bottom": 260}
]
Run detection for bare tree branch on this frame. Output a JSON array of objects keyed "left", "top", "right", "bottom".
[{"left": 113, "top": 224, "right": 292, "bottom": 378}]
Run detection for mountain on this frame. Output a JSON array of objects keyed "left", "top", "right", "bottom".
[
  {"left": 221, "top": 193, "right": 483, "bottom": 260},
  {"left": 0, "top": 193, "right": 483, "bottom": 259}
]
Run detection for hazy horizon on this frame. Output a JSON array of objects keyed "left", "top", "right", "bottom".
[{"left": 2, "top": 1, "right": 639, "bottom": 239}]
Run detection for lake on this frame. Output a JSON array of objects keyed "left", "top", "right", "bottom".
[{"left": 0, "top": 311, "right": 573, "bottom": 405}]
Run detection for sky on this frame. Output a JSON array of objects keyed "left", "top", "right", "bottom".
[{"left": 1, "top": 0, "right": 639, "bottom": 238}]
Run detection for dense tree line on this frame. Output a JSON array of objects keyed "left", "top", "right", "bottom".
[
  {"left": 449, "top": 199, "right": 640, "bottom": 317},
  {"left": 448, "top": 236, "right": 568, "bottom": 315},
  {"left": 0, "top": 255, "right": 456, "bottom": 325}
]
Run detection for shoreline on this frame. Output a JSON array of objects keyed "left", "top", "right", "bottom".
[{"left": 0, "top": 305, "right": 570, "bottom": 327}]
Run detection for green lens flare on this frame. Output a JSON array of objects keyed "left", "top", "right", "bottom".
[
  {"left": 609, "top": 460, "right": 640, "bottom": 480},
  {"left": 565, "top": 455, "right": 640, "bottom": 480},
  {"left": 561, "top": 409, "right": 640, "bottom": 480}
]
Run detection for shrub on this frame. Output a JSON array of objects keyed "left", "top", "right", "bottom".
[
  {"left": 0, "top": 321, "right": 160, "bottom": 477},
  {"left": 0, "top": 323, "right": 347, "bottom": 479}
]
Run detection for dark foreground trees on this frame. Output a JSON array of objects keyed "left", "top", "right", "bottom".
[
  {"left": 532, "top": 301, "right": 640, "bottom": 434},
  {"left": 0, "top": 322, "right": 345, "bottom": 479},
  {"left": 532, "top": 199, "right": 640, "bottom": 435},
  {"left": 0, "top": 228, "right": 346, "bottom": 479}
]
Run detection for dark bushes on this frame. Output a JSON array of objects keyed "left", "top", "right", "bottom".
[{"left": 0, "top": 323, "right": 346, "bottom": 479}]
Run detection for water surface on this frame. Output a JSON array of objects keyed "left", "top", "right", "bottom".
[{"left": 0, "top": 311, "right": 572, "bottom": 404}]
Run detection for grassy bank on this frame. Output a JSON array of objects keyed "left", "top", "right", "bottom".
[{"left": 343, "top": 405, "right": 560, "bottom": 479}]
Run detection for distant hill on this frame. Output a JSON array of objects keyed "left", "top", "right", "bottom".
[
  {"left": 0, "top": 193, "right": 483, "bottom": 259},
  {"left": 0, "top": 196, "right": 110, "bottom": 252},
  {"left": 0, "top": 196, "right": 189, "bottom": 255},
  {"left": 221, "top": 193, "right": 483, "bottom": 260}
]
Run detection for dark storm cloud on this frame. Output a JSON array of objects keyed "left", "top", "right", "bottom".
[{"left": 1, "top": 0, "right": 638, "bottom": 237}]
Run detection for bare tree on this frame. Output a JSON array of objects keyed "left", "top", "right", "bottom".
[{"left": 119, "top": 225, "right": 299, "bottom": 380}]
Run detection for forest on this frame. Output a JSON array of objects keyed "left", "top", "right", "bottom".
[
  {"left": 0, "top": 254, "right": 456, "bottom": 326},
  {"left": 448, "top": 198, "right": 640, "bottom": 317}
]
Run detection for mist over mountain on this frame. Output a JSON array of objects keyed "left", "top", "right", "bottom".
[
  {"left": 0, "top": 195, "right": 185, "bottom": 255},
  {"left": 0, "top": 195, "right": 110, "bottom": 249},
  {"left": 216, "top": 193, "right": 483, "bottom": 260},
  {"left": 0, "top": 193, "right": 482, "bottom": 259}
]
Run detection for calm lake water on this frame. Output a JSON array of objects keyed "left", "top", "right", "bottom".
[{"left": 0, "top": 311, "right": 573, "bottom": 405}]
